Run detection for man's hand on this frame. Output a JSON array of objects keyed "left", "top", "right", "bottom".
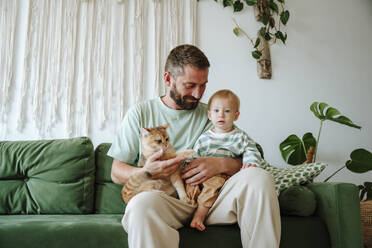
[
  {"left": 181, "top": 157, "right": 241, "bottom": 186},
  {"left": 143, "top": 149, "right": 187, "bottom": 179}
]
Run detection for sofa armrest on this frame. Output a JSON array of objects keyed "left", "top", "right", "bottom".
[{"left": 307, "top": 182, "right": 363, "bottom": 248}]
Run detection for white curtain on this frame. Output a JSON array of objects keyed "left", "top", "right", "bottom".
[{"left": 0, "top": 0, "right": 198, "bottom": 139}]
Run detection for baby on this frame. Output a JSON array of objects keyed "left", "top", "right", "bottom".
[{"left": 188, "top": 89, "right": 263, "bottom": 231}]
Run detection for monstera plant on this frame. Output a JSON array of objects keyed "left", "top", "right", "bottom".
[
  {"left": 279, "top": 101, "right": 372, "bottom": 200},
  {"left": 280, "top": 102, "right": 361, "bottom": 165}
]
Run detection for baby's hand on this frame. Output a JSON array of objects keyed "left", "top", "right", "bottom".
[{"left": 241, "top": 163, "right": 257, "bottom": 170}]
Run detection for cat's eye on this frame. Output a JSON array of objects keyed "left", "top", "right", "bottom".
[
  {"left": 156, "top": 139, "right": 162, "bottom": 144},
  {"left": 165, "top": 137, "right": 169, "bottom": 141}
]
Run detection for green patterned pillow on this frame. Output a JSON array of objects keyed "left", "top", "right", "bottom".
[{"left": 259, "top": 161, "right": 327, "bottom": 194}]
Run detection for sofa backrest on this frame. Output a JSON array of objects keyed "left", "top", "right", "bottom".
[
  {"left": 0, "top": 137, "right": 95, "bottom": 214},
  {"left": 94, "top": 143, "right": 126, "bottom": 214}
]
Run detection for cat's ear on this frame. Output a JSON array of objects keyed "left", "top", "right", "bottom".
[
  {"left": 141, "top": 128, "right": 150, "bottom": 136},
  {"left": 162, "top": 123, "right": 169, "bottom": 129}
]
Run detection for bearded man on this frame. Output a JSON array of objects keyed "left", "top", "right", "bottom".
[{"left": 108, "top": 44, "right": 281, "bottom": 248}]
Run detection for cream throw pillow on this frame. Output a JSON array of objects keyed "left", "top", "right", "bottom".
[{"left": 259, "top": 161, "right": 327, "bottom": 194}]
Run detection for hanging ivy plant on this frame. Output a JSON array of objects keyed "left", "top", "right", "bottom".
[{"left": 206, "top": 0, "right": 290, "bottom": 59}]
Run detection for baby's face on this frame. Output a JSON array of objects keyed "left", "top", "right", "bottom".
[{"left": 208, "top": 98, "right": 239, "bottom": 133}]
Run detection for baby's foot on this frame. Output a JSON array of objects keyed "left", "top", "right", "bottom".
[
  {"left": 190, "top": 206, "right": 209, "bottom": 231},
  {"left": 180, "top": 196, "right": 192, "bottom": 205}
]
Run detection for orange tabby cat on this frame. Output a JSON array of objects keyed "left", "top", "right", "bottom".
[{"left": 121, "top": 124, "right": 195, "bottom": 204}]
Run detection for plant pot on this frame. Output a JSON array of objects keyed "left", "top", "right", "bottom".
[{"left": 361, "top": 200, "right": 372, "bottom": 248}]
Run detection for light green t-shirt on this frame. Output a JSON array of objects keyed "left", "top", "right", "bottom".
[{"left": 108, "top": 97, "right": 212, "bottom": 166}]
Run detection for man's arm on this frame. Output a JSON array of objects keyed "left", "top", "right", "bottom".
[
  {"left": 111, "top": 159, "right": 142, "bottom": 185},
  {"left": 111, "top": 150, "right": 189, "bottom": 185},
  {"left": 181, "top": 157, "right": 242, "bottom": 186}
]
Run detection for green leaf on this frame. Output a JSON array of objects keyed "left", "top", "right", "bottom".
[
  {"left": 310, "top": 102, "right": 323, "bottom": 119},
  {"left": 346, "top": 149, "right": 372, "bottom": 173},
  {"left": 277, "top": 0, "right": 285, "bottom": 3},
  {"left": 269, "top": 1, "right": 279, "bottom": 13},
  {"left": 279, "top": 133, "right": 316, "bottom": 165},
  {"left": 254, "top": 37, "right": 260, "bottom": 48},
  {"left": 233, "top": 27, "right": 240, "bottom": 36},
  {"left": 359, "top": 182, "right": 372, "bottom": 201},
  {"left": 310, "top": 102, "right": 361, "bottom": 129},
  {"left": 245, "top": 0, "right": 258, "bottom": 6},
  {"left": 252, "top": 50, "right": 262, "bottom": 59},
  {"left": 280, "top": 10, "right": 290, "bottom": 25},
  {"left": 233, "top": 0, "right": 244, "bottom": 12},
  {"left": 275, "top": 31, "right": 286, "bottom": 44},
  {"left": 365, "top": 182, "right": 372, "bottom": 200},
  {"left": 223, "top": 0, "right": 234, "bottom": 7},
  {"left": 261, "top": 13, "right": 269, "bottom": 25},
  {"left": 259, "top": 27, "right": 266, "bottom": 37}
]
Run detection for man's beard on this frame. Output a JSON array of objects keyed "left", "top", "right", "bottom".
[{"left": 170, "top": 85, "right": 199, "bottom": 110}]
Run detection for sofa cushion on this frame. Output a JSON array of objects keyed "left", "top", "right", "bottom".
[
  {"left": 0, "top": 214, "right": 127, "bottom": 248},
  {"left": 0, "top": 137, "right": 95, "bottom": 214},
  {"left": 95, "top": 143, "right": 126, "bottom": 214},
  {"left": 259, "top": 161, "right": 326, "bottom": 194}
]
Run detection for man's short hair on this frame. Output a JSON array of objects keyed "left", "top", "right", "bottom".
[
  {"left": 165, "top": 44, "right": 210, "bottom": 78},
  {"left": 208, "top": 89, "right": 240, "bottom": 112}
]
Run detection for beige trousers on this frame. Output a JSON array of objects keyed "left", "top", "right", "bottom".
[{"left": 122, "top": 167, "right": 281, "bottom": 248}]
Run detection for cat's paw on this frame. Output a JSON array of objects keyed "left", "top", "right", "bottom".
[{"left": 179, "top": 150, "right": 195, "bottom": 158}]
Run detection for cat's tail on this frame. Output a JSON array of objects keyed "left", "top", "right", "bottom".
[{"left": 121, "top": 172, "right": 148, "bottom": 203}]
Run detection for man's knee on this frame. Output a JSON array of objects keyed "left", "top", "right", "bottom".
[
  {"left": 235, "top": 167, "right": 275, "bottom": 191},
  {"left": 123, "top": 191, "right": 164, "bottom": 223}
]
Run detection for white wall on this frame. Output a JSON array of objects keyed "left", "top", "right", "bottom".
[{"left": 4, "top": 0, "right": 372, "bottom": 186}]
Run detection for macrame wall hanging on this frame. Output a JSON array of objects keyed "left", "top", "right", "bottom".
[
  {"left": 0, "top": 0, "right": 198, "bottom": 140},
  {"left": 0, "top": 1, "right": 18, "bottom": 136}
]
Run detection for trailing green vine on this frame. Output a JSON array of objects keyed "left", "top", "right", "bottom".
[{"left": 207, "top": 0, "right": 290, "bottom": 59}]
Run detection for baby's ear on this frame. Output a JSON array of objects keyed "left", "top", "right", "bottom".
[
  {"left": 141, "top": 128, "right": 150, "bottom": 136},
  {"left": 234, "top": 111, "right": 240, "bottom": 121}
]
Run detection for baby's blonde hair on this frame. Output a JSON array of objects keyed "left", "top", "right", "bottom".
[{"left": 207, "top": 89, "right": 240, "bottom": 112}]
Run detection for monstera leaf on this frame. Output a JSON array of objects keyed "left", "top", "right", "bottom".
[
  {"left": 346, "top": 149, "right": 372, "bottom": 173},
  {"left": 310, "top": 102, "right": 361, "bottom": 129},
  {"left": 347, "top": 149, "right": 372, "bottom": 201},
  {"left": 280, "top": 132, "right": 317, "bottom": 165}
]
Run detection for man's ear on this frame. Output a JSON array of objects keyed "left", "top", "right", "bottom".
[
  {"left": 164, "top": 72, "right": 171, "bottom": 87},
  {"left": 234, "top": 111, "right": 240, "bottom": 121}
]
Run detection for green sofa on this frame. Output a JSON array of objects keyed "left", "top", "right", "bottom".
[{"left": 0, "top": 137, "right": 364, "bottom": 248}]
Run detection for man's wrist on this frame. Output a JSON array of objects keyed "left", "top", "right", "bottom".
[{"left": 221, "top": 157, "right": 242, "bottom": 176}]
